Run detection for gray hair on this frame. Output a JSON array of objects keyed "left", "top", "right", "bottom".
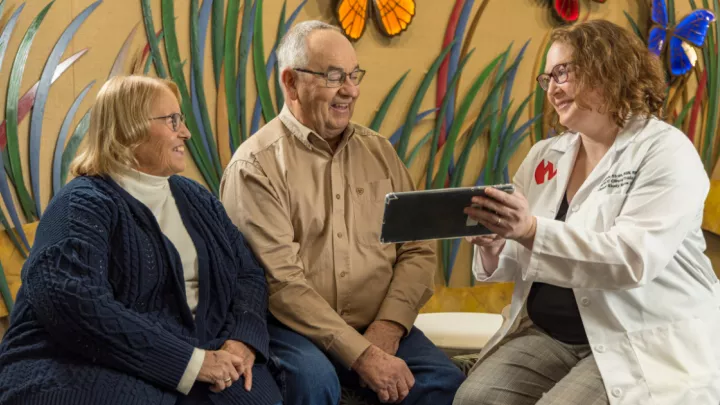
[{"left": 277, "top": 20, "right": 342, "bottom": 73}]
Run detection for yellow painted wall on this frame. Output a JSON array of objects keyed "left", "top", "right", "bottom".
[{"left": 0, "top": 0, "right": 717, "bottom": 324}]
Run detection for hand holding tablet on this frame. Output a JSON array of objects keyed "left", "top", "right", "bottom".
[{"left": 379, "top": 184, "right": 515, "bottom": 243}]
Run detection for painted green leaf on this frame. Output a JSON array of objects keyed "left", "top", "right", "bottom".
[
  {"left": 432, "top": 54, "right": 505, "bottom": 189},
  {"left": 53, "top": 81, "right": 94, "bottom": 196},
  {"left": 140, "top": 0, "right": 168, "bottom": 78},
  {"left": 223, "top": 0, "right": 241, "bottom": 150},
  {"left": 190, "top": 0, "right": 222, "bottom": 175},
  {"left": 212, "top": 0, "right": 225, "bottom": 88},
  {"left": 30, "top": 0, "right": 101, "bottom": 218},
  {"left": 485, "top": 106, "right": 511, "bottom": 185},
  {"left": 426, "top": 50, "right": 477, "bottom": 190},
  {"left": 0, "top": 260, "right": 13, "bottom": 312},
  {"left": 674, "top": 96, "right": 695, "bottom": 128},
  {"left": 273, "top": 1, "right": 288, "bottom": 112},
  {"left": 0, "top": 208, "right": 26, "bottom": 259},
  {"left": 623, "top": 11, "right": 644, "bottom": 41},
  {"left": 253, "top": 0, "right": 275, "bottom": 123},
  {"left": 369, "top": 70, "right": 410, "bottom": 132},
  {"left": 60, "top": 110, "right": 91, "bottom": 186},
  {"left": 533, "top": 40, "right": 552, "bottom": 142},
  {"left": 161, "top": 0, "right": 219, "bottom": 193},
  {"left": 404, "top": 129, "right": 434, "bottom": 167},
  {"left": 705, "top": 0, "right": 720, "bottom": 169},
  {"left": 236, "top": 0, "right": 255, "bottom": 143},
  {"left": 396, "top": 41, "right": 455, "bottom": 161},
  {"left": 4, "top": 1, "right": 55, "bottom": 221},
  {"left": 450, "top": 111, "right": 497, "bottom": 188}
]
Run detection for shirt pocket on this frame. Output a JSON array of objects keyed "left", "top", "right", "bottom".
[{"left": 350, "top": 178, "right": 392, "bottom": 246}]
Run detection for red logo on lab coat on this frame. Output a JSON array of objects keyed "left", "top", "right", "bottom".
[{"left": 534, "top": 160, "right": 557, "bottom": 184}]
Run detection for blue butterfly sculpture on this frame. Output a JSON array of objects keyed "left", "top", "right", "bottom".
[{"left": 648, "top": 0, "right": 715, "bottom": 76}]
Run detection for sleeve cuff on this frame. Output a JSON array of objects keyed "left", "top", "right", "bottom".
[
  {"left": 522, "top": 216, "right": 552, "bottom": 282},
  {"left": 375, "top": 299, "right": 419, "bottom": 336},
  {"left": 176, "top": 348, "right": 205, "bottom": 395},
  {"left": 141, "top": 331, "right": 196, "bottom": 390},
  {"left": 328, "top": 326, "right": 372, "bottom": 369},
  {"left": 229, "top": 310, "right": 270, "bottom": 363},
  {"left": 471, "top": 245, "right": 491, "bottom": 280}
]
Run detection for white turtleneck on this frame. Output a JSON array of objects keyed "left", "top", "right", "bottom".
[
  {"left": 111, "top": 167, "right": 204, "bottom": 394},
  {"left": 111, "top": 168, "right": 200, "bottom": 313}
]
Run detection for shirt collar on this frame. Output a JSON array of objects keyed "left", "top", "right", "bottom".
[{"left": 278, "top": 104, "right": 355, "bottom": 153}]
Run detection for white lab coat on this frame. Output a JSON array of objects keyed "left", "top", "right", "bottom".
[{"left": 472, "top": 116, "right": 720, "bottom": 405}]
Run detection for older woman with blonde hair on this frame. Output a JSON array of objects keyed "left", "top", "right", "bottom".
[
  {"left": 454, "top": 19, "right": 720, "bottom": 405},
  {"left": 0, "top": 75, "right": 282, "bottom": 405}
]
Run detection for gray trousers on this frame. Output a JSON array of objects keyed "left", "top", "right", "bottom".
[{"left": 453, "top": 326, "right": 609, "bottom": 405}]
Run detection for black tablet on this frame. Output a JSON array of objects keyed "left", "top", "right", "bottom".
[{"left": 379, "top": 184, "right": 515, "bottom": 243}]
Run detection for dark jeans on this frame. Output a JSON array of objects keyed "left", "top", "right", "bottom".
[{"left": 268, "top": 320, "right": 465, "bottom": 405}]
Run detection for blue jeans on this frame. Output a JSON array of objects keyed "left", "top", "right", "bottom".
[{"left": 268, "top": 320, "right": 465, "bottom": 405}]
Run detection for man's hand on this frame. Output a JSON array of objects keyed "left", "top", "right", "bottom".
[
  {"left": 364, "top": 320, "right": 405, "bottom": 356},
  {"left": 220, "top": 340, "right": 256, "bottom": 391},
  {"left": 352, "top": 345, "right": 415, "bottom": 403}
]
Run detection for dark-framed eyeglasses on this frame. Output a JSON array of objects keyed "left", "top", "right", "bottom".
[
  {"left": 293, "top": 67, "right": 366, "bottom": 87},
  {"left": 536, "top": 61, "right": 574, "bottom": 92},
  {"left": 149, "top": 112, "right": 186, "bottom": 132}
]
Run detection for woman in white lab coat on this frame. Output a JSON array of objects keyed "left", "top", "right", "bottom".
[{"left": 452, "top": 20, "right": 720, "bottom": 405}]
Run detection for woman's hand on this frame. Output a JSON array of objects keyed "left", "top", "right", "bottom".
[
  {"left": 464, "top": 187, "right": 537, "bottom": 249},
  {"left": 197, "top": 350, "right": 244, "bottom": 393},
  {"left": 220, "top": 340, "right": 256, "bottom": 391},
  {"left": 464, "top": 234, "right": 506, "bottom": 276},
  {"left": 465, "top": 234, "right": 506, "bottom": 250}
]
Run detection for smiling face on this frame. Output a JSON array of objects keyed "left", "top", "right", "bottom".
[
  {"left": 544, "top": 41, "right": 610, "bottom": 135},
  {"left": 544, "top": 41, "right": 582, "bottom": 129},
  {"left": 133, "top": 87, "right": 190, "bottom": 176},
  {"left": 286, "top": 29, "right": 360, "bottom": 140}
]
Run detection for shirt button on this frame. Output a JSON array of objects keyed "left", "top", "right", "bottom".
[
  {"left": 611, "top": 387, "right": 623, "bottom": 398},
  {"left": 580, "top": 297, "right": 590, "bottom": 306},
  {"left": 336, "top": 194, "right": 341, "bottom": 199},
  {"left": 571, "top": 205, "right": 579, "bottom": 212},
  {"left": 340, "top": 271, "right": 347, "bottom": 278},
  {"left": 337, "top": 232, "right": 343, "bottom": 238},
  {"left": 594, "top": 344, "right": 606, "bottom": 353}
]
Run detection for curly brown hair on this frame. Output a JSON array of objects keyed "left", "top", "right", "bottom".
[{"left": 548, "top": 19, "right": 666, "bottom": 131}]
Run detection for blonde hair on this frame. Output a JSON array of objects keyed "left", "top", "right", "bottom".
[{"left": 70, "top": 75, "right": 182, "bottom": 177}]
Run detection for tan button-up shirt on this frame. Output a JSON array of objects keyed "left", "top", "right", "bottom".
[{"left": 220, "top": 106, "right": 436, "bottom": 367}]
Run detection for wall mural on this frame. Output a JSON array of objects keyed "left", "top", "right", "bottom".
[
  {"left": 334, "top": 0, "right": 416, "bottom": 40},
  {"left": 0, "top": 0, "right": 719, "bottom": 316},
  {"left": 549, "top": 0, "right": 608, "bottom": 24}
]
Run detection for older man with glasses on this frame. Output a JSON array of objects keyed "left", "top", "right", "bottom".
[{"left": 220, "top": 20, "right": 465, "bottom": 405}]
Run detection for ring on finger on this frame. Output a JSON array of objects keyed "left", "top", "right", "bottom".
[
  {"left": 495, "top": 216, "right": 502, "bottom": 225},
  {"left": 224, "top": 377, "right": 232, "bottom": 383}
]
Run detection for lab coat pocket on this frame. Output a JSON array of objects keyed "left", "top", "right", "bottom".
[
  {"left": 629, "top": 317, "right": 718, "bottom": 398},
  {"left": 351, "top": 178, "right": 392, "bottom": 246},
  {"left": 583, "top": 194, "right": 627, "bottom": 231}
]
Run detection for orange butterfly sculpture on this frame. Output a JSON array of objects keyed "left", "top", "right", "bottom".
[{"left": 335, "top": 0, "right": 416, "bottom": 40}]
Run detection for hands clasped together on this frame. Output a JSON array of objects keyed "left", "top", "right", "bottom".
[
  {"left": 353, "top": 320, "right": 414, "bottom": 404},
  {"left": 197, "top": 340, "right": 256, "bottom": 393}
]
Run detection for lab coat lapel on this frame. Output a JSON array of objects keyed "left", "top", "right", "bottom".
[{"left": 532, "top": 134, "right": 580, "bottom": 218}]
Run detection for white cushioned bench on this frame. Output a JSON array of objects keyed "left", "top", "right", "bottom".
[{"left": 414, "top": 312, "right": 503, "bottom": 356}]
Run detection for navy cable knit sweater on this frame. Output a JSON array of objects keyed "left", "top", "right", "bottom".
[{"left": 0, "top": 175, "right": 281, "bottom": 405}]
